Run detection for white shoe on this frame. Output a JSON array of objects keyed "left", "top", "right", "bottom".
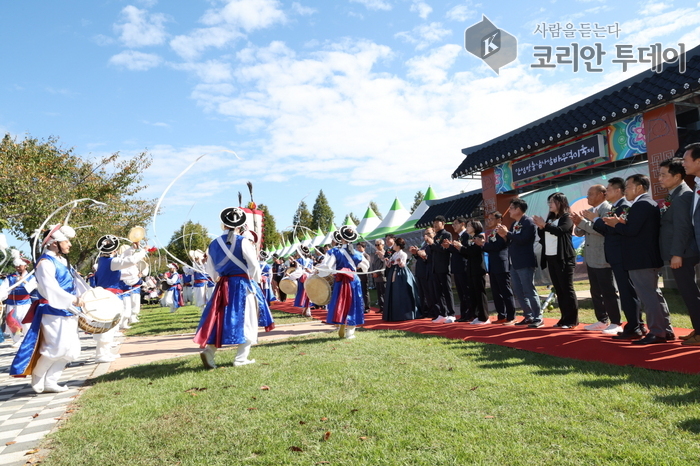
[
  {"left": 584, "top": 321, "right": 608, "bottom": 331},
  {"left": 200, "top": 347, "right": 216, "bottom": 369},
  {"left": 121, "top": 325, "right": 131, "bottom": 330},
  {"left": 43, "top": 384, "right": 69, "bottom": 393},
  {"left": 470, "top": 318, "right": 480, "bottom": 324},
  {"left": 471, "top": 319, "right": 491, "bottom": 325},
  {"left": 233, "top": 359, "right": 256, "bottom": 366},
  {"left": 432, "top": 316, "right": 447, "bottom": 323},
  {"left": 31, "top": 376, "right": 45, "bottom": 394},
  {"left": 601, "top": 324, "right": 623, "bottom": 334},
  {"left": 443, "top": 316, "right": 456, "bottom": 324},
  {"left": 94, "top": 356, "right": 115, "bottom": 364},
  {"left": 302, "top": 309, "right": 312, "bottom": 317}
]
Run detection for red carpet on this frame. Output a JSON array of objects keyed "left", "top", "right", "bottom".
[{"left": 271, "top": 300, "right": 700, "bottom": 375}]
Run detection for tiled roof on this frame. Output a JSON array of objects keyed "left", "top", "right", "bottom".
[
  {"left": 415, "top": 190, "right": 483, "bottom": 228},
  {"left": 452, "top": 44, "right": 700, "bottom": 179}
]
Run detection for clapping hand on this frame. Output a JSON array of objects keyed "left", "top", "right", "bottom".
[
  {"left": 580, "top": 210, "right": 597, "bottom": 221},
  {"left": 602, "top": 214, "right": 625, "bottom": 226},
  {"left": 496, "top": 224, "right": 508, "bottom": 237},
  {"left": 570, "top": 211, "right": 582, "bottom": 226},
  {"left": 532, "top": 215, "right": 546, "bottom": 229},
  {"left": 452, "top": 240, "right": 462, "bottom": 249}
]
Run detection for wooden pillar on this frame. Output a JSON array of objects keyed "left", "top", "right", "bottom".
[
  {"left": 643, "top": 103, "right": 679, "bottom": 202},
  {"left": 481, "top": 168, "right": 517, "bottom": 224}
]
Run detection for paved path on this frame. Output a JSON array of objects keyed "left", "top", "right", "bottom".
[{"left": 0, "top": 321, "right": 330, "bottom": 466}]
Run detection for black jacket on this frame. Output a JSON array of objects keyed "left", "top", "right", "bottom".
[
  {"left": 592, "top": 198, "right": 629, "bottom": 266},
  {"left": 430, "top": 228, "right": 452, "bottom": 274},
  {"left": 537, "top": 213, "right": 576, "bottom": 269},
  {"left": 482, "top": 230, "right": 510, "bottom": 274},
  {"left": 449, "top": 230, "right": 469, "bottom": 274}
]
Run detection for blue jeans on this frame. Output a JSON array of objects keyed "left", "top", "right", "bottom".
[{"left": 511, "top": 267, "right": 541, "bottom": 321}]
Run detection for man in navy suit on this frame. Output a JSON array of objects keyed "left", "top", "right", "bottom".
[
  {"left": 680, "top": 142, "right": 700, "bottom": 345},
  {"left": 496, "top": 198, "right": 542, "bottom": 327},
  {"left": 603, "top": 174, "right": 674, "bottom": 344},
  {"left": 482, "top": 211, "right": 515, "bottom": 324},
  {"left": 588, "top": 177, "right": 644, "bottom": 339}
]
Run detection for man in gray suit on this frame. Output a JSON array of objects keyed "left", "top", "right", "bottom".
[
  {"left": 572, "top": 185, "right": 622, "bottom": 334},
  {"left": 680, "top": 143, "right": 700, "bottom": 345},
  {"left": 658, "top": 158, "right": 700, "bottom": 346}
]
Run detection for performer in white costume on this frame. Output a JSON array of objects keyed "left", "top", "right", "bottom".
[
  {"left": 10, "top": 224, "right": 87, "bottom": 393},
  {"left": 164, "top": 263, "right": 183, "bottom": 313},
  {"left": 4, "top": 251, "right": 38, "bottom": 345},
  {"left": 93, "top": 235, "right": 146, "bottom": 363}
]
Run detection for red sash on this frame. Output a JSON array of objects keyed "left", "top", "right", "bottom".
[
  {"left": 193, "top": 274, "right": 246, "bottom": 348},
  {"left": 332, "top": 269, "right": 354, "bottom": 324},
  {"left": 22, "top": 299, "right": 49, "bottom": 324}
]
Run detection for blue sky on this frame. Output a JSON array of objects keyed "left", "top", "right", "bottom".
[{"left": 2, "top": 0, "right": 700, "bottom": 252}]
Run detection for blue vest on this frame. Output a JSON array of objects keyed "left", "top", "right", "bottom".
[
  {"left": 210, "top": 235, "right": 247, "bottom": 276},
  {"left": 36, "top": 254, "right": 76, "bottom": 316},
  {"left": 6, "top": 273, "right": 36, "bottom": 305},
  {"left": 95, "top": 256, "right": 124, "bottom": 299}
]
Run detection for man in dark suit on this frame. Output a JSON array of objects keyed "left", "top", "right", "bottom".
[
  {"left": 680, "top": 142, "right": 700, "bottom": 345},
  {"left": 430, "top": 215, "right": 456, "bottom": 323},
  {"left": 482, "top": 211, "right": 515, "bottom": 324},
  {"left": 603, "top": 174, "right": 674, "bottom": 344},
  {"left": 410, "top": 228, "right": 436, "bottom": 318},
  {"left": 496, "top": 198, "right": 542, "bottom": 327},
  {"left": 658, "top": 158, "right": 700, "bottom": 345},
  {"left": 449, "top": 217, "right": 472, "bottom": 322},
  {"left": 588, "top": 177, "right": 644, "bottom": 339}
]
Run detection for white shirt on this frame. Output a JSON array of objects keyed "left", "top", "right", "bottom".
[
  {"left": 544, "top": 218, "right": 559, "bottom": 256},
  {"left": 390, "top": 250, "right": 407, "bottom": 268}
]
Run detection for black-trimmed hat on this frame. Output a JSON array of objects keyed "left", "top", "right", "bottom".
[
  {"left": 96, "top": 235, "right": 120, "bottom": 253},
  {"left": 297, "top": 244, "right": 310, "bottom": 257},
  {"left": 332, "top": 230, "right": 343, "bottom": 243},
  {"left": 339, "top": 225, "right": 358, "bottom": 243},
  {"left": 259, "top": 250, "right": 269, "bottom": 260},
  {"left": 220, "top": 207, "right": 247, "bottom": 229}
]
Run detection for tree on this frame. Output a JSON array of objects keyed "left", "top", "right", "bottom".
[
  {"left": 311, "top": 190, "right": 334, "bottom": 231},
  {"left": 411, "top": 190, "right": 424, "bottom": 214},
  {"left": 257, "top": 203, "right": 281, "bottom": 250},
  {"left": 369, "top": 201, "right": 383, "bottom": 220},
  {"left": 0, "top": 134, "right": 156, "bottom": 273},
  {"left": 166, "top": 221, "right": 211, "bottom": 267},
  {"left": 347, "top": 212, "right": 360, "bottom": 226},
  {"left": 293, "top": 201, "right": 313, "bottom": 230}
]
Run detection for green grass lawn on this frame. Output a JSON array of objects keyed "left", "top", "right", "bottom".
[
  {"left": 126, "top": 304, "right": 314, "bottom": 337},
  {"left": 42, "top": 330, "right": 700, "bottom": 466}
]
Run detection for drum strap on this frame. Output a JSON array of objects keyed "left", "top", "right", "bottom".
[
  {"left": 340, "top": 248, "right": 357, "bottom": 271},
  {"left": 215, "top": 237, "right": 249, "bottom": 273}
]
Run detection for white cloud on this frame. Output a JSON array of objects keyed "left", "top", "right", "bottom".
[
  {"left": 406, "top": 44, "right": 462, "bottom": 83},
  {"left": 142, "top": 120, "right": 170, "bottom": 128},
  {"left": 446, "top": 3, "right": 476, "bottom": 22},
  {"left": 201, "top": 0, "right": 287, "bottom": 31},
  {"left": 114, "top": 5, "right": 168, "bottom": 48},
  {"left": 172, "top": 60, "right": 233, "bottom": 83},
  {"left": 169, "top": 0, "right": 286, "bottom": 60},
  {"left": 620, "top": 5, "right": 700, "bottom": 47},
  {"left": 291, "top": 2, "right": 317, "bottom": 16},
  {"left": 180, "top": 39, "right": 606, "bottom": 194},
  {"left": 109, "top": 50, "right": 163, "bottom": 70},
  {"left": 640, "top": 1, "right": 672, "bottom": 16},
  {"left": 349, "top": 0, "right": 392, "bottom": 11},
  {"left": 410, "top": 1, "right": 432, "bottom": 19},
  {"left": 395, "top": 22, "right": 451, "bottom": 50}
]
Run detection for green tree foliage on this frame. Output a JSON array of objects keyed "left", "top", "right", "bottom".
[
  {"left": 293, "top": 201, "right": 313, "bottom": 230},
  {"left": 369, "top": 201, "right": 383, "bottom": 220},
  {"left": 347, "top": 213, "right": 360, "bottom": 225},
  {"left": 257, "top": 203, "right": 281, "bottom": 250},
  {"left": 411, "top": 190, "right": 424, "bottom": 214},
  {"left": 311, "top": 190, "right": 334, "bottom": 231},
  {"left": 165, "top": 221, "right": 211, "bottom": 267},
  {"left": 0, "top": 134, "right": 155, "bottom": 272}
]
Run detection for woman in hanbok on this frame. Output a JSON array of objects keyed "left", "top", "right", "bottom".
[{"left": 382, "top": 237, "right": 420, "bottom": 322}]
